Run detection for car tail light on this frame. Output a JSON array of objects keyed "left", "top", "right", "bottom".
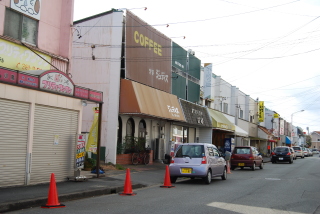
[
  {"left": 287, "top": 152, "right": 291, "bottom": 155},
  {"left": 271, "top": 152, "right": 275, "bottom": 155},
  {"left": 231, "top": 155, "right": 234, "bottom": 159},
  {"left": 170, "top": 157, "right": 174, "bottom": 163},
  {"left": 249, "top": 156, "right": 254, "bottom": 160},
  {"left": 201, "top": 156, "right": 207, "bottom": 164}
]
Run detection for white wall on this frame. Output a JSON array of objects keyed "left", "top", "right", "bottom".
[{"left": 71, "top": 12, "right": 124, "bottom": 163}]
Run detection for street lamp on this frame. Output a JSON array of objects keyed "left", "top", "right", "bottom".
[{"left": 291, "top": 110, "right": 304, "bottom": 147}]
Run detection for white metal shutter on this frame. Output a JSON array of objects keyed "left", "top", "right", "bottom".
[
  {"left": 0, "top": 99, "right": 29, "bottom": 187},
  {"left": 30, "top": 104, "right": 78, "bottom": 184}
]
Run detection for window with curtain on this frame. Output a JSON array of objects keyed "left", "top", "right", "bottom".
[{"left": 4, "top": 8, "right": 38, "bottom": 46}]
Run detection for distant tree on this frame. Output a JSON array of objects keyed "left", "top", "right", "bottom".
[{"left": 305, "top": 135, "right": 312, "bottom": 147}]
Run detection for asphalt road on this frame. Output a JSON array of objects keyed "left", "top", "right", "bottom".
[{"left": 8, "top": 156, "right": 320, "bottom": 214}]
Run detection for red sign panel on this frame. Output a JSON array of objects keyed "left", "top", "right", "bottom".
[
  {"left": 89, "top": 90, "right": 103, "bottom": 102},
  {"left": 74, "top": 86, "right": 89, "bottom": 99},
  {"left": 0, "top": 68, "right": 17, "bottom": 83},
  {"left": 18, "top": 72, "right": 38, "bottom": 88}
]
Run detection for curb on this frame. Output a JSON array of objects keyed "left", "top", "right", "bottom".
[{"left": 0, "top": 183, "right": 147, "bottom": 213}]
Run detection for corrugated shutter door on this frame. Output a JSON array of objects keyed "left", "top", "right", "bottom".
[
  {"left": 30, "top": 104, "right": 78, "bottom": 184},
  {"left": 0, "top": 99, "right": 29, "bottom": 187}
]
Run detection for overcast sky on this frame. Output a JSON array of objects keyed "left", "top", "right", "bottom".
[{"left": 74, "top": 0, "right": 320, "bottom": 133}]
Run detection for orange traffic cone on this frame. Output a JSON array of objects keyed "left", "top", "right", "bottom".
[
  {"left": 160, "top": 165, "right": 175, "bottom": 188},
  {"left": 41, "top": 173, "right": 65, "bottom": 208},
  {"left": 227, "top": 161, "right": 232, "bottom": 174},
  {"left": 119, "top": 168, "right": 136, "bottom": 196}
]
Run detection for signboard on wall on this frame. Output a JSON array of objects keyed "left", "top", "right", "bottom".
[
  {"left": 172, "top": 42, "right": 187, "bottom": 72},
  {"left": 203, "top": 63, "right": 212, "bottom": 99},
  {"left": 11, "top": 0, "right": 41, "bottom": 20},
  {"left": 259, "top": 101, "right": 264, "bottom": 122},
  {"left": 0, "top": 39, "right": 51, "bottom": 71},
  {"left": 125, "top": 10, "right": 172, "bottom": 93},
  {"left": 279, "top": 119, "right": 284, "bottom": 135},
  {"left": 39, "top": 70, "right": 74, "bottom": 95}
]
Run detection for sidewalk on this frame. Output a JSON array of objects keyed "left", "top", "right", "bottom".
[
  {"left": 0, "top": 162, "right": 168, "bottom": 213},
  {"left": 0, "top": 158, "right": 271, "bottom": 213}
]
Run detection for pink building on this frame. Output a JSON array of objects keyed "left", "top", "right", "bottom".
[{"left": 0, "top": 0, "right": 102, "bottom": 187}]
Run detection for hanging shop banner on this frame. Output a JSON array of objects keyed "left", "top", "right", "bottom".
[
  {"left": 259, "top": 101, "right": 264, "bottom": 122},
  {"left": 273, "top": 113, "right": 280, "bottom": 118},
  {"left": 125, "top": 10, "right": 172, "bottom": 93},
  {"left": 86, "top": 107, "right": 99, "bottom": 153},
  {"left": 11, "top": 0, "right": 41, "bottom": 20},
  {"left": 76, "top": 134, "right": 86, "bottom": 169},
  {"left": 0, "top": 39, "right": 51, "bottom": 71}
]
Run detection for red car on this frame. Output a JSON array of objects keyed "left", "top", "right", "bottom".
[{"left": 230, "top": 146, "right": 263, "bottom": 171}]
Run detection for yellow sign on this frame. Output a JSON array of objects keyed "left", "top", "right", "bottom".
[
  {"left": 259, "top": 101, "right": 264, "bottom": 122},
  {"left": 0, "top": 39, "right": 51, "bottom": 71},
  {"left": 273, "top": 113, "right": 280, "bottom": 118},
  {"left": 86, "top": 107, "right": 99, "bottom": 153}
]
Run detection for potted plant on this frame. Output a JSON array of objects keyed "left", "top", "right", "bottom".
[{"left": 84, "top": 155, "right": 96, "bottom": 171}]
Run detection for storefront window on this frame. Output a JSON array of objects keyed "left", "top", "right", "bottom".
[{"left": 171, "top": 125, "right": 188, "bottom": 143}]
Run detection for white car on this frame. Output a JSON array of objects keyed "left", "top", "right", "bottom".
[
  {"left": 302, "top": 147, "right": 309, "bottom": 157},
  {"left": 312, "top": 148, "right": 319, "bottom": 154},
  {"left": 292, "top": 146, "right": 304, "bottom": 158}
]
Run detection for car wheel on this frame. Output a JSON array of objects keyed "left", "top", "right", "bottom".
[
  {"left": 259, "top": 162, "right": 264, "bottom": 169},
  {"left": 221, "top": 167, "right": 227, "bottom": 180},
  {"left": 203, "top": 170, "right": 212, "bottom": 184},
  {"left": 170, "top": 176, "right": 177, "bottom": 183},
  {"left": 231, "top": 166, "right": 235, "bottom": 170},
  {"left": 252, "top": 163, "right": 256, "bottom": 171}
]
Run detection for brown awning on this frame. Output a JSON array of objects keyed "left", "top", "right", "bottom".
[{"left": 119, "top": 79, "right": 186, "bottom": 122}]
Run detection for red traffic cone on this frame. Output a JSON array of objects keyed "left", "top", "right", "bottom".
[
  {"left": 119, "top": 168, "right": 136, "bottom": 196},
  {"left": 41, "top": 173, "right": 65, "bottom": 208},
  {"left": 160, "top": 165, "right": 175, "bottom": 188},
  {"left": 227, "top": 161, "right": 232, "bottom": 174}
]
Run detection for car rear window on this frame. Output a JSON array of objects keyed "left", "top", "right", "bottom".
[
  {"left": 293, "top": 147, "right": 300, "bottom": 150},
  {"left": 275, "top": 147, "right": 289, "bottom": 152},
  {"left": 175, "top": 145, "right": 204, "bottom": 158},
  {"left": 233, "top": 147, "right": 251, "bottom": 154}
]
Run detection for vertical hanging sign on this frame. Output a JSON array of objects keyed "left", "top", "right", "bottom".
[
  {"left": 76, "top": 134, "right": 86, "bottom": 169},
  {"left": 259, "top": 101, "right": 264, "bottom": 122}
]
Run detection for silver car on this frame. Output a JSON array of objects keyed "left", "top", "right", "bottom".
[{"left": 169, "top": 143, "right": 227, "bottom": 184}]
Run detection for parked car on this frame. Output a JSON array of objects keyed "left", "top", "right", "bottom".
[
  {"left": 271, "top": 146, "right": 294, "bottom": 164},
  {"left": 292, "top": 146, "right": 304, "bottom": 159},
  {"left": 308, "top": 149, "right": 313, "bottom": 156},
  {"left": 230, "top": 146, "right": 263, "bottom": 171},
  {"left": 312, "top": 148, "right": 319, "bottom": 154},
  {"left": 289, "top": 147, "right": 297, "bottom": 160},
  {"left": 169, "top": 143, "right": 227, "bottom": 184},
  {"left": 302, "top": 147, "right": 309, "bottom": 157}
]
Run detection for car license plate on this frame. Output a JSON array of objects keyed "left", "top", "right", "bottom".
[
  {"left": 181, "top": 168, "right": 192, "bottom": 174},
  {"left": 279, "top": 157, "right": 283, "bottom": 160},
  {"left": 238, "top": 163, "right": 245, "bottom": 166}
]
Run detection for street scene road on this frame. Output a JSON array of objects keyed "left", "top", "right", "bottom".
[{"left": 7, "top": 156, "right": 320, "bottom": 214}]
